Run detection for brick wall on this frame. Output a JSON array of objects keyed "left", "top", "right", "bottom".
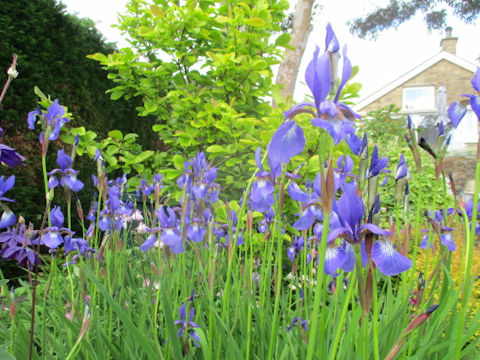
[{"left": 359, "top": 59, "right": 474, "bottom": 113}]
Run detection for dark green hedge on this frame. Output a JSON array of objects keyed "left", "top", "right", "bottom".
[{"left": 0, "top": 0, "right": 155, "bottom": 225}]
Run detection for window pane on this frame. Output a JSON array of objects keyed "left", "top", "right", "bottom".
[{"left": 403, "top": 87, "right": 434, "bottom": 110}]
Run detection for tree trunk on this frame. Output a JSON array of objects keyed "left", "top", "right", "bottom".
[{"left": 275, "top": 0, "right": 314, "bottom": 100}]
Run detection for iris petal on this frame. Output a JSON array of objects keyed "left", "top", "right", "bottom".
[
  {"left": 371, "top": 240, "right": 412, "bottom": 276},
  {"left": 440, "top": 232, "right": 456, "bottom": 251},
  {"left": 139, "top": 235, "right": 158, "bottom": 252},
  {"left": 324, "top": 244, "right": 346, "bottom": 275},
  {"left": 293, "top": 207, "right": 316, "bottom": 230},
  {"left": 267, "top": 121, "right": 305, "bottom": 173},
  {"left": 448, "top": 101, "right": 467, "bottom": 128}
]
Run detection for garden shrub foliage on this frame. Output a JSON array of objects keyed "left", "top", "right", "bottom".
[
  {"left": 0, "top": 0, "right": 155, "bottom": 225},
  {"left": 89, "top": 0, "right": 292, "bottom": 194},
  {"left": 1, "top": 7, "right": 480, "bottom": 360}
]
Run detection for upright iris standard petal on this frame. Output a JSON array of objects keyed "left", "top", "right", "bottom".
[
  {"left": 306, "top": 48, "right": 332, "bottom": 110},
  {"left": 395, "top": 154, "right": 408, "bottom": 180},
  {"left": 46, "top": 100, "right": 65, "bottom": 123},
  {"left": 255, "top": 147, "right": 264, "bottom": 172},
  {"left": 267, "top": 121, "right": 305, "bottom": 173},
  {"left": 50, "top": 206, "right": 64, "bottom": 228},
  {"left": 336, "top": 182, "right": 364, "bottom": 233},
  {"left": 56, "top": 149, "right": 72, "bottom": 171},
  {"left": 325, "top": 23, "right": 340, "bottom": 53},
  {"left": 368, "top": 146, "right": 389, "bottom": 178},
  {"left": 334, "top": 46, "right": 352, "bottom": 103},
  {"left": 371, "top": 240, "right": 412, "bottom": 276}
]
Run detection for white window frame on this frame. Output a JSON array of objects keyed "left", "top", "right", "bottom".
[{"left": 402, "top": 86, "right": 436, "bottom": 113}]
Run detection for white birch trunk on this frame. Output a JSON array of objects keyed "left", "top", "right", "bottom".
[{"left": 275, "top": 0, "right": 314, "bottom": 100}]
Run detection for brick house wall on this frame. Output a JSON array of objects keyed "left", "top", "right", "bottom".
[{"left": 358, "top": 59, "right": 474, "bottom": 113}]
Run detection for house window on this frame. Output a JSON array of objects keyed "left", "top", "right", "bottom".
[{"left": 402, "top": 86, "right": 435, "bottom": 111}]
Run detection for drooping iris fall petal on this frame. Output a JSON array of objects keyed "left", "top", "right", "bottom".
[{"left": 371, "top": 240, "right": 412, "bottom": 276}]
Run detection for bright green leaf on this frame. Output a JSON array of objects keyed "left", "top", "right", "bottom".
[
  {"left": 244, "top": 17, "right": 265, "bottom": 27},
  {"left": 108, "top": 130, "right": 123, "bottom": 140}
]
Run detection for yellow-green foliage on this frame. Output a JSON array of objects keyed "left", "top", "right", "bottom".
[{"left": 414, "top": 233, "right": 480, "bottom": 311}]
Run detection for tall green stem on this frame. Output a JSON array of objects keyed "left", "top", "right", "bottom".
[
  {"left": 454, "top": 151, "right": 480, "bottom": 359},
  {"left": 306, "top": 212, "right": 330, "bottom": 360}
]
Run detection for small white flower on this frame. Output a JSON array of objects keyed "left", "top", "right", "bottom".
[{"left": 7, "top": 67, "right": 18, "bottom": 79}]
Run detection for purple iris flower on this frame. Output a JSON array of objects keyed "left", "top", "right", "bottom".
[
  {"left": 64, "top": 235, "right": 95, "bottom": 256},
  {"left": 419, "top": 229, "right": 433, "bottom": 249},
  {"left": 0, "top": 206, "right": 16, "bottom": 229},
  {"left": 258, "top": 208, "right": 275, "bottom": 233},
  {"left": 0, "top": 136, "right": 25, "bottom": 168},
  {"left": 287, "top": 236, "right": 312, "bottom": 264},
  {"left": 0, "top": 224, "right": 40, "bottom": 269},
  {"left": 174, "top": 303, "right": 201, "bottom": 347},
  {"left": 139, "top": 206, "right": 183, "bottom": 254},
  {"left": 281, "top": 25, "right": 362, "bottom": 155},
  {"left": 177, "top": 152, "right": 220, "bottom": 204},
  {"left": 334, "top": 155, "right": 356, "bottom": 189},
  {"left": 448, "top": 68, "right": 480, "bottom": 126},
  {"left": 367, "top": 146, "right": 390, "bottom": 179},
  {"left": 267, "top": 120, "right": 306, "bottom": 178},
  {"left": 139, "top": 178, "right": 154, "bottom": 196},
  {"left": 27, "top": 99, "right": 70, "bottom": 143},
  {"left": 48, "top": 149, "right": 84, "bottom": 192},
  {"left": 324, "top": 182, "right": 411, "bottom": 276},
  {"left": 97, "top": 176, "right": 135, "bottom": 233},
  {"left": 395, "top": 154, "right": 409, "bottom": 180},
  {"left": 250, "top": 148, "right": 275, "bottom": 212},
  {"left": 463, "top": 68, "right": 480, "bottom": 119},
  {"left": 187, "top": 218, "right": 206, "bottom": 243},
  {"left": 464, "top": 199, "right": 480, "bottom": 234},
  {"left": 422, "top": 210, "right": 456, "bottom": 251},
  {"left": 286, "top": 316, "right": 308, "bottom": 332},
  {"left": 288, "top": 180, "right": 321, "bottom": 231},
  {"left": 33, "top": 206, "right": 74, "bottom": 250},
  {"left": 0, "top": 176, "right": 16, "bottom": 229},
  {"left": 221, "top": 210, "right": 244, "bottom": 247},
  {"left": 0, "top": 175, "right": 15, "bottom": 203}
]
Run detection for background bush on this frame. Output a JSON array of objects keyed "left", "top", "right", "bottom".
[{"left": 0, "top": 0, "right": 155, "bottom": 224}]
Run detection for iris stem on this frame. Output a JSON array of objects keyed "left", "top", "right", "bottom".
[
  {"left": 454, "top": 153, "right": 480, "bottom": 359},
  {"left": 329, "top": 268, "right": 357, "bottom": 360},
  {"left": 306, "top": 211, "right": 330, "bottom": 360}
]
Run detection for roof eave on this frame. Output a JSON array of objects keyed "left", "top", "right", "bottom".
[{"left": 353, "top": 51, "right": 477, "bottom": 112}]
